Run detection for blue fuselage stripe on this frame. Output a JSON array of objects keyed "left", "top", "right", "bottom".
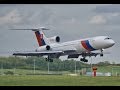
[{"left": 85, "top": 40, "right": 96, "bottom": 51}]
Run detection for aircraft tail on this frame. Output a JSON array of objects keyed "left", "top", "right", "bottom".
[
  {"left": 34, "top": 30, "right": 49, "bottom": 47},
  {"left": 10, "top": 27, "right": 50, "bottom": 47}
]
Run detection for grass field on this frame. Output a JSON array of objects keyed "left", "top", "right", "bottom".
[
  {"left": 0, "top": 65, "right": 120, "bottom": 86},
  {"left": 0, "top": 75, "right": 120, "bottom": 86},
  {"left": 1, "top": 65, "right": 120, "bottom": 75}
]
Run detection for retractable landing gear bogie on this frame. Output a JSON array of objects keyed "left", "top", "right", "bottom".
[
  {"left": 80, "top": 58, "right": 88, "bottom": 62},
  {"left": 45, "top": 58, "right": 48, "bottom": 61},
  {"left": 100, "top": 53, "right": 103, "bottom": 57},
  {"left": 45, "top": 58, "right": 53, "bottom": 62},
  {"left": 49, "top": 59, "right": 53, "bottom": 62}
]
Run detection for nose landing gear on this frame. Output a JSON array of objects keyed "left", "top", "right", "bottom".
[{"left": 100, "top": 49, "right": 104, "bottom": 57}]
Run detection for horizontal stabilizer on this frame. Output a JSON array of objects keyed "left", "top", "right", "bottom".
[{"left": 10, "top": 27, "right": 50, "bottom": 31}]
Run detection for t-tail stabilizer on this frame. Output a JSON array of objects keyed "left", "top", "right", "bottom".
[{"left": 10, "top": 27, "right": 50, "bottom": 47}]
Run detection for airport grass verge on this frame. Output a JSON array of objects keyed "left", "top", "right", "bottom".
[{"left": 0, "top": 75, "right": 120, "bottom": 86}]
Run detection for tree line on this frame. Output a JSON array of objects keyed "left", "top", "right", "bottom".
[
  {"left": 0, "top": 56, "right": 89, "bottom": 72},
  {"left": 0, "top": 56, "right": 115, "bottom": 72}
]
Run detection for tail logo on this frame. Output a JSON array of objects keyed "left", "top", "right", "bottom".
[
  {"left": 40, "top": 34, "right": 43, "bottom": 39},
  {"left": 35, "top": 31, "right": 46, "bottom": 46}
]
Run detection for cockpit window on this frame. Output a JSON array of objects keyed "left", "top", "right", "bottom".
[{"left": 104, "top": 37, "right": 111, "bottom": 40}]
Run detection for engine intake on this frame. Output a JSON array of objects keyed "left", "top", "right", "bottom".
[
  {"left": 46, "top": 45, "right": 50, "bottom": 50},
  {"left": 56, "top": 36, "right": 60, "bottom": 42},
  {"left": 48, "top": 36, "right": 60, "bottom": 43}
]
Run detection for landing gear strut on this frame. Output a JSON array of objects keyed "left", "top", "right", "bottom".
[
  {"left": 80, "top": 57, "right": 88, "bottom": 62},
  {"left": 45, "top": 55, "right": 53, "bottom": 62},
  {"left": 100, "top": 49, "right": 103, "bottom": 57}
]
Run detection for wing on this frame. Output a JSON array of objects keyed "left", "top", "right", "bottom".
[
  {"left": 13, "top": 51, "right": 63, "bottom": 57},
  {"left": 13, "top": 50, "right": 76, "bottom": 58},
  {"left": 81, "top": 52, "right": 100, "bottom": 57},
  {"left": 67, "top": 52, "right": 109, "bottom": 58},
  {"left": 13, "top": 49, "right": 108, "bottom": 59},
  {"left": 13, "top": 48, "right": 77, "bottom": 58}
]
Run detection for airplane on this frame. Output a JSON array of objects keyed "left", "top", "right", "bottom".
[{"left": 11, "top": 27, "right": 115, "bottom": 62}]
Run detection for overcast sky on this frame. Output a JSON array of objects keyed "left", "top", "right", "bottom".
[{"left": 0, "top": 4, "right": 119, "bottom": 64}]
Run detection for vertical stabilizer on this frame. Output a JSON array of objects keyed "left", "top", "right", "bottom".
[{"left": 34, "top": 30, "right": 49, "bottom": 47}]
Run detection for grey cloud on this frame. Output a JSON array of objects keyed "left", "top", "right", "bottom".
[
  {"left": 106, "top": 16, "right": 120, "bottom": 25},
  {"left": 92, "top": 5, "right": 120, "bottom": 26},
  {"left": 0, "top": 6, "right": 54, "bottom": 29},
  {"left": 0, "top": 9, "right": 22, "bottom": 25},
  {"left": 0, "top": 5, "right": 87, "bottom": 28},
  {"left": 94, "top": 4, "right": 120, "bottom": 13}
]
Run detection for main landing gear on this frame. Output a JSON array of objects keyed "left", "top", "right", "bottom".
[
  {"left": 80, "top": 57, "right": 88, "bottom": 62},
  {"left": 46, "top": 58, "right": 53, "bottom": 62},
  {"left": 45, "top": 55, "right": 53, "bottom": 62}
]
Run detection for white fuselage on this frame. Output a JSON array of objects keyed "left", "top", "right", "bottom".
[
  {"left": 12, "top": 28, "right": 115, "bottom": 61},
  {"left": 36, "top": 36, "right": 115, "bottom": 53}
]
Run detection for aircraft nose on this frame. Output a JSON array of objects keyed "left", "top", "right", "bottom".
[{"left": 108, "top": 40, "right": 115, "bottom": 47}]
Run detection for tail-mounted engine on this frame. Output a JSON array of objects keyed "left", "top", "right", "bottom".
[
  {"left": 36, "top": 45, "right": 51, "bottom": 51},
  {"left": 48, "top": 36, "right": 60, "bottom": 43},
  {"left": 46, "top": 45, "right": 51, "bottom": 50}
]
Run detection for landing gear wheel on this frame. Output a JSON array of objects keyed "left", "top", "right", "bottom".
[
  {"left": 84, "top": 59, "right": 88, "bottom": 62},
  {"left": 80, "top": 58, "right": 84, "bottom": 61},
  {"left": 45, "top": 58, "right": 48, "bottom": 61},
  {"left": 50, "top": 59, "right": 53, "bottom": 62},
  {"left": 80, "top": 58, "right": 88, "bottom": 62},
  {"left": 100, "top": 53, "right": 103, "bottom": 57}
]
